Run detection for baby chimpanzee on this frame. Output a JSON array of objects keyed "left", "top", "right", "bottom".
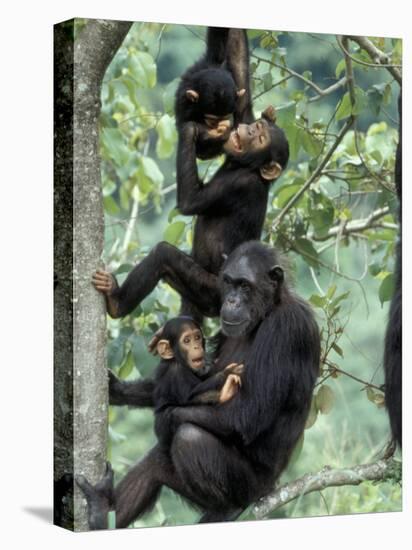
[
  {"left": 151, "top": 316, "right": 243, "bottom": 447},
  {"left": 175, "top": 27, "right": 245, "bottom": 160}
]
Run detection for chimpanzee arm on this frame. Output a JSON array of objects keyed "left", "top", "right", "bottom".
[
  {"left": 206, "top": 27, "right": 230, "bottom": 64},
  {"left": 226, "top": 29, "right": 254, "bottom": 125},
  {"left": 109, "top": 370, "right": 155, "bottom": 408},
  {"left": 186, "top": 371, "right": 227, "bottom": 405},
  {"left": 171, "top": 302, "right": 320, "bottom": 443},
  {"left": 177, "top": 122, "right": 250, "bottom": 215}
]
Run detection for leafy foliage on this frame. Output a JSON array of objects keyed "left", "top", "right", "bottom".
[{"left": 93, "top": 22, "right": 402, "bottom": 526}]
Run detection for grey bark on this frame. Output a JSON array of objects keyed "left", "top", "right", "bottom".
[
  {"left": 54, "top": 18, "right": 132, "bottom": 531},
  {"left": 253, "top": 458, "right": 400, "bottom": 519}
]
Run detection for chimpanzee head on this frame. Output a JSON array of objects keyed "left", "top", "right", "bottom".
[
  {"left": 184, "top": 68, "right": 245, "bottom": 123},
  {"left": 219, "top": 241, "right": 285, "bottom": 338},
  {"left": 156, "top": 316, "right": 208, "bottom": 374},
  {"left": 223, "top": 105, "right": 289, "bottom": 182}
]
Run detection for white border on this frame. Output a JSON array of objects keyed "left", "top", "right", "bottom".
[{"left": 0, "top": 1, "right": 410, "bottom": 548}]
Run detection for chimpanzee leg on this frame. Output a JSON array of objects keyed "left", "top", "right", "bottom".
[
  {"left": 112, "top": 242, "right": 219, "bottom": 318},
  {"left": 170, "top": 423, "right": 260, "bottom": 517},
  {"left": 114, "top": 444, "right": 210, "bottom": 528}
]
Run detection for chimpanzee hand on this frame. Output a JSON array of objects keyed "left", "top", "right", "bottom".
[
  {"left": 76, "top": 462, "right": 115, "bottom": 530},
  {"left": 220, "top": 374, "right": 242, "bottom": 403},
  {"left": 224, "top": 362, "right": 244, "bottom": 376},
  {"left": 262, "top": 105, "right": 277, "bottom": 123},
  {"left": 92, "top": 269, "right": 120, "bottom": 318},
  {"left": 205, "top": 119, "right": 232, "bottom": 140},
  {"left": 92, "top": 269, "right": 117, "bottom": 295}
]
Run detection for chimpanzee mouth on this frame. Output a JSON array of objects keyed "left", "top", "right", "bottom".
[
  {"left": 192, "top": 356, "right": 204, "bottom": 368},
  {"left": 222, "top": 319, "right": 248, "bottom": 326}
]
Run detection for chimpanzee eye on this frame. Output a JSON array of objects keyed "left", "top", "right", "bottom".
[
  {"left": 241, "top": 281, "right": 251, "bottom": 292},
  {"left": 223, "top": 275, "right": 231, "bottom": 285}
]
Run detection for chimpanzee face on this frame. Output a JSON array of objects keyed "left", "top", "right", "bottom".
[
  {"left": 220, "top": 255, "right": 284, "bottom": 338},
  {"left": 178, "top": 325, "right": 205, "bottom": 371},
  {"left": 223, "top": 119, "right": 271, "bottom": 156}
]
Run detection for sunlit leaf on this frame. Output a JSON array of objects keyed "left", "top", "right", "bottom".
[{"left": 316, "top": 385, "right": 335, "bottom": 414}]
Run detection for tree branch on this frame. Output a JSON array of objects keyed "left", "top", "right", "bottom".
[
  {"left": 252, "top": 53, "right": 347, "bottom": 99},
  {"left": 272, "top": 118, "right": 353, "bottom": 231},
  {"left": 346, "top": 35, "right": 402, "bottom": 84},
  {"left": 309, "top": 206, "right": 392, "bottom": 241},
  {"left": 253, "top": 458, "right": 398, "bottom": 519}
]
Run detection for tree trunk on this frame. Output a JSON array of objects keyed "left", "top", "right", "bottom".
[{"left": 54, "top": 18, "right": 132, "bottom": 531}]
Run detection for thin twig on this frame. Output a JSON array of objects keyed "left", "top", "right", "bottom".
[{"left": 272, "top": 118, "right": 353, "bottom": 231}]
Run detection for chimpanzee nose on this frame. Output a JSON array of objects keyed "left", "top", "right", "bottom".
[{"left": 227, "top": 296, "right": 238, "bottom": 306}]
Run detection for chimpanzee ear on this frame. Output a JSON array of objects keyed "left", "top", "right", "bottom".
[
  {"left": 237, "top": 88, "right": 246, "bottom": 98},
  {"left": 186, "top": 90, "right": 200, "bottom": 103},
  {"left": 260, "top": 162, "right": 282, "bottom": 181},
  {"left": 156, "top": 339, "right": 174, "bottom": 360},
  {"left": 269, "top": 265, "right": 284, "bottom": 283}
]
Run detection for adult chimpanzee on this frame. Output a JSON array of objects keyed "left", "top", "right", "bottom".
[
  {"left": 92, "top": 28, "right": 290, "bottom": 324},
  {"left": 383, "top": 93, "right": 402, "bottom": 448},
  {"left": 175, "top": 27, "right": 245, "bottom": 160},
  {"left": 79, "top": 242, "right": 320, "bottom": 528},
  {"left": 149, "top": 316, "right": 243, "bottom": 447}
]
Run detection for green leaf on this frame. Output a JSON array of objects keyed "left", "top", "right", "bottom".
[
  {"left": 294, "top": 238, "right": 319, "bottom": 267},
  {"left": 332, "top": 342, "right": 344, "bottom": 357},
  {"left": 164, "top": 221, "right": 186, "bottom": 245},
  {"left": 327, "top": 284, "right": 337, "bottom": 299},
  {"left": 119, "top": 350, "right": 134, "bottom": 379},
  {"left": 168, "top": 208, "right": 180, "bottom": 222},
  {"left": 276, "top": 101, "right": 296, "bottom": 128},
  {"left": 276, "top": 182, "right": 303, "bottom": 208},
  {"left": 128, "top": 51, "right": 157, "bottom": 88},
  {"left": 156, "top": 114, "right": 177, "bottom": 159},
  {"left": 116, "top": 263, "right": 134, "bottom": 275},
  {"left": 379, "top": 273, "right": 395, "bottom": 306},
  {"left": 309, "top": 294, "right": 326, "bottom": 308},
  {"left": 302, "top": 131, "right": 322, "bottom": 157},
  {"left": 336, "top": 93, "right": 352, "bottom": 121},
  {"left": 335, "top": 59, "right": 346, "bottom": 78},
  {"left": 139, "top": 156, "right": 164, "bottom": 187},
  {"left": 330, "top": 291, "right": 350, "bottom": 309},
  {"left": 101, "top": 128, "right": 130, "bottom": 166},
  {"left": 103, "top": 196, "right": 120, "bottom": 216},
  {"left": 316, "top": 385, "right": 335, "bottom": 414},
  {"left": 163, "top": 78, "right": 179, "bottom": 113}
]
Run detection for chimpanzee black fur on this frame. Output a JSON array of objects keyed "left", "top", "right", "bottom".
[
  {"left": 133, "top": 316, "right": 241, "bottom": 448},
  {"left": 175, "top": 27, "right": 239, "bottom": 160},
  {"left": 80, "top": 242, "right": 320, "bottom": 528},
  {"left": 96, "top": 29, "right": 289, "bottom": 325},
  {"left": 383, "top": 93, "right": 402, "bottom": 447}
]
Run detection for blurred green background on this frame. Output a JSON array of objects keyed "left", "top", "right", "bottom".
[{"left": 86, "top": 21, "right": 402, "bottom": 526}]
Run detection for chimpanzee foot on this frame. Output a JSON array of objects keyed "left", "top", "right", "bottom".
[{"left": 76, "top": 462, "right": 115, "bottom": 530}]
